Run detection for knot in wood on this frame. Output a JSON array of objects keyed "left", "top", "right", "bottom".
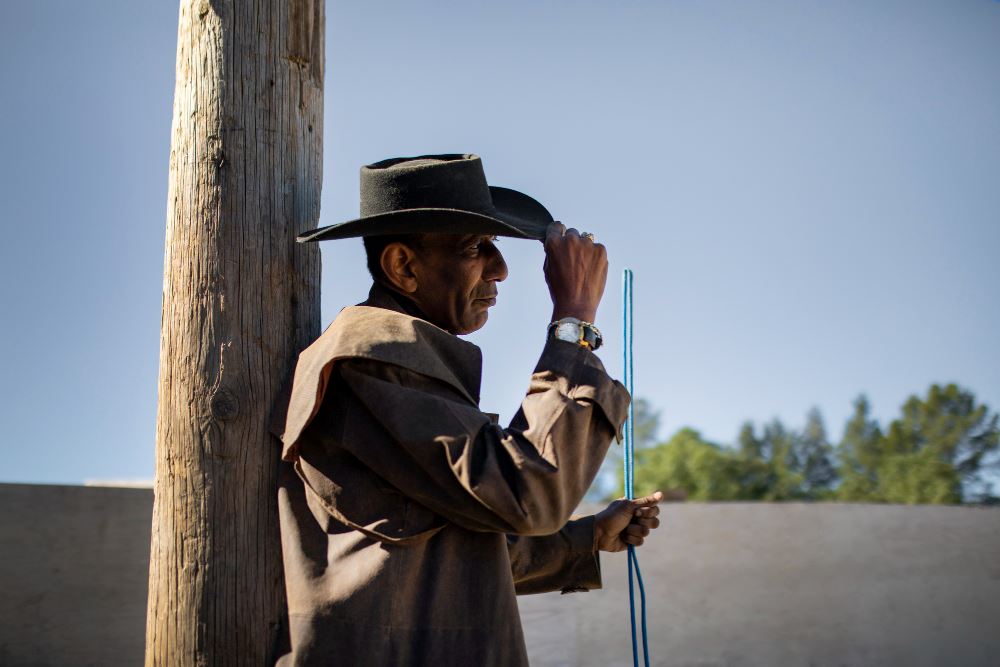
[{"left": 210, "top": 387, "right": 239, "bottom": 422}]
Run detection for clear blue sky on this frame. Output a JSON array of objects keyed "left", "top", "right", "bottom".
[{"left": 1, "top": 0, "right": 998, "bottom": 485}]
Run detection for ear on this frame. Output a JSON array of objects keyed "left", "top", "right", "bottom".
[{"left": 380, "top": 242, "right": 419, "bottom": 293}]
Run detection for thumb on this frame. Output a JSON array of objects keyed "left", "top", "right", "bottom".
[{"left": 631, "top": 491, "right": 664, "bottom": 508}]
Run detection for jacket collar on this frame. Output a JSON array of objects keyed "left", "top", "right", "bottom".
[{"left": 276, "top": 283, "right": 483, "bottom": 461}]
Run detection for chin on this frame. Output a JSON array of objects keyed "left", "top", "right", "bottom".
[{"left": 459, "top": 312, "right": 489, "bottom": 335}]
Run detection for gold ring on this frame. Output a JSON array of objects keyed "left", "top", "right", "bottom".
[{"left": 582, "top": 232, "right": 596, "bottom": 242}]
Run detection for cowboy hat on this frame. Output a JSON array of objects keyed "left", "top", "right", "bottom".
[{"left": 297, "top": 154, "right": 553, "bottom": 243}]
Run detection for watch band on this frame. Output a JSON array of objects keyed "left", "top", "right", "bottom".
[{"left": 547, "top": 317, "right": 603, "bottom": 351}]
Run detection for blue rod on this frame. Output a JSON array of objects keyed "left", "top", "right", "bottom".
[{"left": 622, "top": 268, "right": 649, "bottom": 667}]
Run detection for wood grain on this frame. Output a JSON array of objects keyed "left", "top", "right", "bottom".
[{"left": 146, "top": 1, "right": 323, "bottom": 663}]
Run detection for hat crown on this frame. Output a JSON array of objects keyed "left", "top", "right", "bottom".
[{"left": 360, "top": 154, "right": 496, "bottom": 218}]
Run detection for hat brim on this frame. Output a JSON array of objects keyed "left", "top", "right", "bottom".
[{"left": 296, "top": 186, "right": 553, "bottom": 243}]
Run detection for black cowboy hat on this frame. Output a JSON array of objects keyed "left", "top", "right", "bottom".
[{"left": 297, "top": 154, "right": 553, "bottom": 243}]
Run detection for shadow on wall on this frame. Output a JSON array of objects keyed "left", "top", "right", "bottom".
[{"left": 1, "top": 484, "right": 999, "bottom": 667}]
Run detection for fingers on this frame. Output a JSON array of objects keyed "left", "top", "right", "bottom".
[
  {"left": 623, "top": 492, "right": 664, "bottom": 548},
  {"left": 622, "top": 523, "right": 649, "bottom": 546},
  {"left": 543, "top": 220, "right": 609, "bottom": 323},
  {"left": 544, "top": 222, "right": 587, "bottom": 246},
  {"left": 544, "top": 221, "right": 566, "bottom": 244},
  {"left": 626, "top": 524, "right": 650, "bottom": 538},
  {"left": 631, "top": 505, "right": 660, "bottom": 531},
  {"left": 633, "top": 505, "right": 660, "bottom": 519},
  {"left": 609, "top": 495, "right": 662, "bottom": 518},
  {"left": 634, "top": 515, "right": 660, "bottom": 530},
  {"left": 621, "top": 518, "right": 660, "bottom": 547}
]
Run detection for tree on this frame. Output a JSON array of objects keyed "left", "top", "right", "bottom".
[
  {"left": 608, "top": 384, "right": 998, "bottom": 506},
  {"left": 757, "top": 418, "right": 804, "bottom": 500},
  {"left": 737, "top": 420, "right": 763, "bottom": 459},
  {"left": 631, "top": 396, "right": 662, "bottom": 449},
  {"left": 791, "top": 407, "right": 837, "bottom": 498},
  {"left": 146, "top": 2, "right": 324, "bottom": 664},
  {"left": 879, "top": 384, "right": 998, "bottom": 503},
  {"left": 626, "top": 416, "right": 824, "bottom": 502},
  {"left": 632, "top": 428, "right": 743, "bottom": 501},
  {"left": 735, "top": 421, "right": 773, "bottom": 499},
  {"left": 589, "top": 397, "right": 659, "bottom": 501},
  {"left": 836, "top": 385, "right": 999, "bottom": 504},
  {"left": 836, "top": 395, "right": 884, "bottom": 501}
]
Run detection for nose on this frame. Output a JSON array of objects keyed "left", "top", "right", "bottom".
[{"left": 484, "top": 244, "right": 508, "bottom": 283}]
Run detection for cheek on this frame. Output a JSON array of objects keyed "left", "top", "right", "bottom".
[{"left": 447, "top": 266, "right": 481, "bottom": 301}]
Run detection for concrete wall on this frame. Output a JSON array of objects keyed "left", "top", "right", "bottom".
[
  {"left": 0, "top": 484, "right": 151, "bottom": 667},
  {"left": 2, "top": 485, "right": 998, "bottom": 666},
  {"left": 520, "top": 502, "right": 1000, "bottom": 667}
]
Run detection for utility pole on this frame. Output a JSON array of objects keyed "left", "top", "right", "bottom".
[{"left": 146, "top": 1, "right": 323, "bottom": 664}]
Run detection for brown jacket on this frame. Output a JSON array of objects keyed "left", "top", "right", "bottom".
[{"left": 274, "top": 289, "right": 630, "bottom": 666}]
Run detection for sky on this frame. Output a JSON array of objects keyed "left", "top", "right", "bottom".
[{"left": 0, "top": 0, "right": 998, "bottom": 485}]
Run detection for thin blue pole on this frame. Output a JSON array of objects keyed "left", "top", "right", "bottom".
[
  {"left": 622, "top": 269, "right": 649, "bottom": 667},
  {"left": 631, "top": 547, "right": 650, "bottom": 662}
]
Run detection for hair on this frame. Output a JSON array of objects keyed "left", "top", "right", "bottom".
[{"left": 362, "top": 234, "right": 426, "bottom": 284}]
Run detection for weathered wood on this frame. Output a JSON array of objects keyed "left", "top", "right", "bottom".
[{"left": 146, "top": 1, "right": 323, "bottom": 664}]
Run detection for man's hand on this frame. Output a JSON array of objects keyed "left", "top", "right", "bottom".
[
  {"left": 544, "top": 221, "right": 608, "bottom": 323},
  {"left": 593, "top": 491, "right": 663, "bottom": 553}
]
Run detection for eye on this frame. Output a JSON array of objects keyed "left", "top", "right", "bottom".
[{"left": 466, "top": 236, "right": 498, "bottom": 255}]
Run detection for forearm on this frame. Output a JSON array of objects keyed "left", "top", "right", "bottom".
[{"left": 508, "top": 516, "right": 602, "bottom": 595}]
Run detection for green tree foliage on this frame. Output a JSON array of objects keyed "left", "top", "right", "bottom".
[
  {"left": 723, "top": 414, "right": 836, "bottom": 501},
  {"left": 604, "top": 383, "right": 997, "bottom": 505},
  {"left": 587, "top": 397, "right": 660, "bottom": 501},
  {"left": 792, "top": 408, "right": 838, "bottom": 498},
  {"left": 626, "top": 415, "right": 833, "bottom": 501},
  {"left": 836, "top": 395, "right": 883, "bottom": 501},
  {"left": 736, "top": 421, "right": 773, "bottom": 499},
  {"left": 759, "top": 419, "right": 804, "bottom": 500},
  {"left": 631, "top": 428, "right": 743, "bottom": 500},
  {"left": 836, "top": 384, "right": 999, "bottom": 504}
]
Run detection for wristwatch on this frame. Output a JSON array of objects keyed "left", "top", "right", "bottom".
[{"left": 548, "top": 317, "right": 603, "bottom": 351}]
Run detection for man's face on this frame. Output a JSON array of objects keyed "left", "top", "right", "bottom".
[{"left": 408, "top": 233, "right": 509, "bottom": 335}]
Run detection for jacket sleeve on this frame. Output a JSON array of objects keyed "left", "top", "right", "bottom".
[
  {"left": 334, "top": 339, "right": 630, "bottom": 536},
  {"left": 507, "top": 516, "right": 602, "bottom": 595}
]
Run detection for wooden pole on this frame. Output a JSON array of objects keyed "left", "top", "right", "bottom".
[{"left": 146, "top": 1, "right": 323, "bottom": 664}]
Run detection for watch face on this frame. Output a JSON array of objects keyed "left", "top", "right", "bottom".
[{"left": 555, "top": 322, "right": 580, "bottom": 343}]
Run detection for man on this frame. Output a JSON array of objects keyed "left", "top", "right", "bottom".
[{"left": 274, "top": 154, "right": 662, "bottom": 666}]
